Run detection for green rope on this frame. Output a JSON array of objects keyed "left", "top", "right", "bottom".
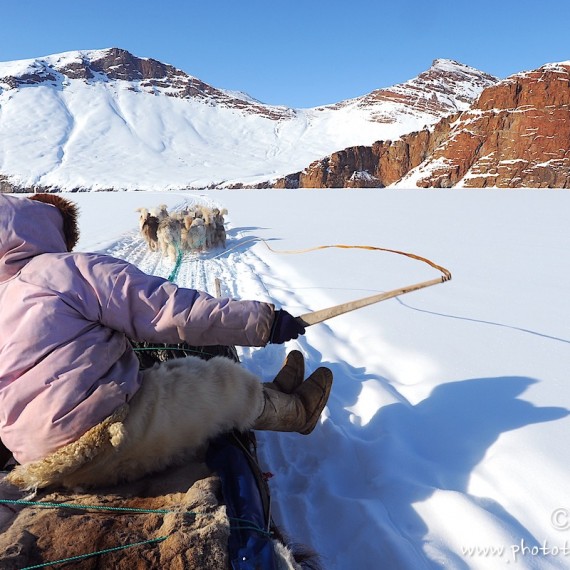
[
  {"left": 0, "top": 498, "right": 176, "bottom": 515},
  {"left": 1, "top": 498, "right": 273, "bottom": 568},
  {"left": 0, "top": 498, "right": 273, "bottom": 536},
  {"left": 167, "top": 244, "right": 184, "bottom": 282},
  {"left": 228, "top": 519, "right": 273, "bottom": 538},
  {"left": 21, "top": 535, "right": 170, "bottom": 569}
]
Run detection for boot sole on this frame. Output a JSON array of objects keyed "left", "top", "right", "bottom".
[{"left": 300, "top": 367, "right": 333, "bottom": 435}]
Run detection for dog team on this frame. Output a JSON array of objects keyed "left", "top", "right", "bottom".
[{"left": 137, "top": 204, "right": 227, "bottom": 262}]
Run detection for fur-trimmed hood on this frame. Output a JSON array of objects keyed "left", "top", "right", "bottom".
[
  {"left": 0, "top": 194, "right": 79, "bottom": 283},
  {"left": 29, "top": 193, "right": 80, "bottom": 252}
]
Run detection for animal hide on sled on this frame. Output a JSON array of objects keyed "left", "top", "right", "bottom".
[
  {"left": 0, "top": 463, "right": 232, "bottom": 569},
  {"left": 0, "top": 444, "right": 304, "bottom": 569}
]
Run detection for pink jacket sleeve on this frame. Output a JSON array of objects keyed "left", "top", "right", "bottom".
[{"left": 81, "top": 254, "right": 275, "bottom": 347}]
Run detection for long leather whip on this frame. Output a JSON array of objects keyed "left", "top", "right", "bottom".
[{"left": 212, "top": 239, "right": 452, "bottom": 326}]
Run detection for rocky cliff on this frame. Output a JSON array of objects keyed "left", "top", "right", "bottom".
[
  {"left": 284, "top": 61, "right": 570, "bottom": 189},
  {"left": 279, "top": 115, "right": 458, "bottom": 188},
  {"left": 401, "top": 62, "right": 570, "bottom": 188}
]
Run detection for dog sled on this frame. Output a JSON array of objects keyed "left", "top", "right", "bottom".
[{"left": 0, "top": 343, "right": 316, "bottom": 570}]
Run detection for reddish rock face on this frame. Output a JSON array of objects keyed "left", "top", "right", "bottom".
[
  {"left": 412, "top": 63, "right": 570, "bottom": 188},
  {"left": 86, "top": 49, "right": 295, "bottom": 120},
  {"left": 282, "top": 62, "right": 570, "bottom": 189}
]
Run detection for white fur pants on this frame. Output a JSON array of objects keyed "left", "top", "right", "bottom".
[{"left": 62, "top": 356, "right": 264, "bottom": 488}]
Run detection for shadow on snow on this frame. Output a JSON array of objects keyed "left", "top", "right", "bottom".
[{"left": 257, "top": 341, "right": 569, "bottom": 569}]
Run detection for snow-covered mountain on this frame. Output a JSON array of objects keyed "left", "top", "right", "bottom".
[{"left": 0, "top": 48, "right": 497, "bottom": 191}]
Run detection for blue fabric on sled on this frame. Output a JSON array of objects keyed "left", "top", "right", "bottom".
[{"left": 207, "top": 435, "right": 278, "bottom": 570}]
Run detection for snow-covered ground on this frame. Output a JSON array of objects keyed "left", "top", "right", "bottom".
[{"left": 55, "top": 189, "right": 570, "bottom": 568}]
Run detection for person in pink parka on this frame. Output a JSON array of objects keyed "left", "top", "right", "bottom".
[{"left": 0, "top": 193, "right": 332, "bottom": 490}]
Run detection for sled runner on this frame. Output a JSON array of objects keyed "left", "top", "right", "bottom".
[{"left": 0, "top": 343, "right": 316, "bottom": 569}]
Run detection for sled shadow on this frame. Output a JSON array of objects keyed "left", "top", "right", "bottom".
[
  {"left": 340, "top": 374, "right": 569, "bottom": 568},
  {"left": 376, "top": 376, "right": 568, "bottom": 489}
]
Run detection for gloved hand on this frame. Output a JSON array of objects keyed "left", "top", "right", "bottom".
[{"left": 269, "top": 310, "right": 306, "bottom": 344}]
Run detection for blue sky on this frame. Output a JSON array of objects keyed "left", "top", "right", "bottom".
[{"left": 1, "top": 0, "right": 568, "bottom": 108}]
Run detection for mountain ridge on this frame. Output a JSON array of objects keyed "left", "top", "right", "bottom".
[{"left": 0, "top": 47, "right": 294, "bottom": 120}]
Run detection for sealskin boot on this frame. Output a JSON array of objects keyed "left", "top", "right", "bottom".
[
  {"left": 254, "top": 367, "right": 333, "bottom": 435},
  {"left": 265, "top": 350, "right": 305, "bottom": 394}
]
